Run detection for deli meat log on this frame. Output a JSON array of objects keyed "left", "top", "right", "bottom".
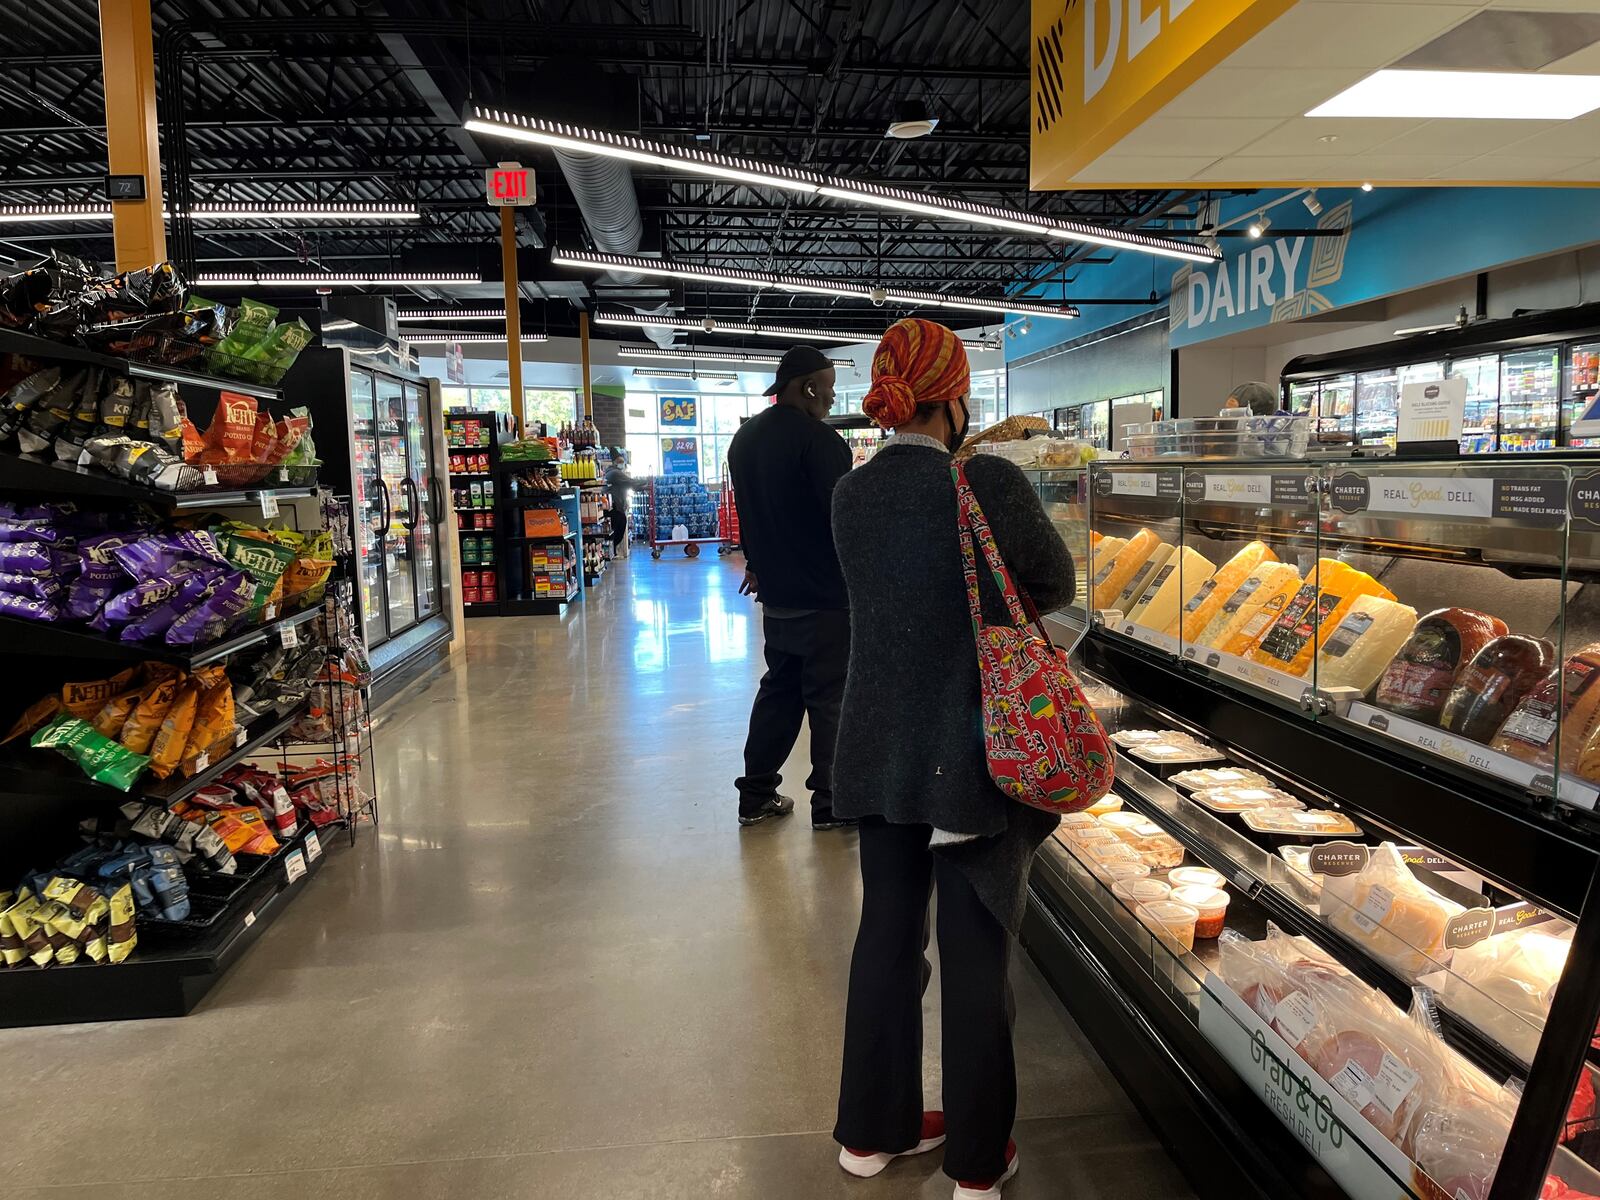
[{"left": 1375, "top": 607, "right": 1508, "bottom": 725}]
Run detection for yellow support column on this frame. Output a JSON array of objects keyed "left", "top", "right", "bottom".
[
  {"left": 99, "top": 0, "right": 166, "bottom": 270},
  {"left": 499, "top": 207, "right": 525, "bottom": 438},
  {"left": 580, "top": 312, "right": 593, "bottom": 419}
]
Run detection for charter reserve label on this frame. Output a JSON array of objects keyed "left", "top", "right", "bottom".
[
  {"left": 1181, "top": 472, "right": 1314, "bottom": 509},
  {"left": 1330, "top": 472, "right": 1566, "bottom": 528},
  {"left": 1094, "top": 469, "right": 1181, "bottom": 501}
]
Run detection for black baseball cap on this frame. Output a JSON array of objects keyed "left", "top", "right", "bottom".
[{"left": 763, "top": 345, "right": 834, "bottom": 396}]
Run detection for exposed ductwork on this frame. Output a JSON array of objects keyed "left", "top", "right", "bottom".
[{"left": 552, "top": 148, "right": 678, "bottom": 347}]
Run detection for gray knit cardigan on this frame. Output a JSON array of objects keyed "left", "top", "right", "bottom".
[{"left": 831, "top": 441, "right": 1077, "bottom": 931}]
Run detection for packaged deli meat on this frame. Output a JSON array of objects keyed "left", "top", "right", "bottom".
[
  {"left": 1217, "top": 564, "right": 1307, "bottom": 658},
  {"left": 1441, "top": 634, "right": 1557, "bottom": 743},
  {"left": 1168, "top": 766, "right": 1272, "bottom": 790},
  {"left": 1129, "top": 546, "right": 1215, "bottom": 632},
  {"left": 1490, "top": 644, "right": 1600, "bottom": 776},
  {"left": 1173, "top": 540, "right": 1275, "bottom": 642},
  {"left": 1422, "top": 925, "right": 1571, "bottom": 1063},
  {"left": 1314, "top": 595, "right": 1419, "bottom": 695},
  {"left": 1090, "top": 528, "right": 1160, "bottom": 610},
  {"left": 1241, "top": 807, "right": 1363, "bottom": 838},
  {"left": 1250, "top": 559, "right": 1395, "bottom": 679},
  {"left": 1322, "top": 842, "right": 1462, "bottom": 979},
  {"left": 1374, "top": 608, "right": 1509, "bottom": 725},
  {"left": 1113, "top": 541, "right": 1173, "bottom": 614}
]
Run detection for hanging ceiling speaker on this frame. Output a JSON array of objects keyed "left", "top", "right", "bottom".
[{"left": 885, "top": 100, "right": 939, "bottom": 140}]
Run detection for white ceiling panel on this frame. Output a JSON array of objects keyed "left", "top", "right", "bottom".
[
  {"left": 1071, "top": 156, "right": 1225, "bottom": 184},
  {"left": 1234, "top": 117, "right": 1425, "bottom": 157},
  {"left": 1448, "top": 154, "right": 1598, "bottom": 178},
  {"left": 1366, "top": 118, "right": 1568, "bottom": 155},
  {"left": 1227, "top": 4, "right": 1476, "bottom": 70},
  {"left": 1113, "top": 118, "right": 1282, "bottom": 157},
  {"left": 1548, "top": 43, "right": 1600, "bottom": 74},
  {"left": 1152, "top": 68, "right": 1371, "bottom": 119},
  {"left": 1556, "top": 159, "right": 1600, "bottom": 180},
  {"left": 1188, "top": 155, "right": 1375, "bottom": 182}
]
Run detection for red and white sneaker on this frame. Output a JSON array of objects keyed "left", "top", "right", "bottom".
[
  {"left": 953, "top": 1140, "right": 1019, "bottom": 1199},
  {"left": 839, "top": 1111, "right": 947, "bottom": 1178}
]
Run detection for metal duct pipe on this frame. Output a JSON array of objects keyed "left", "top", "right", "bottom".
[{"left": 552, "top": 148, "right": 677, "bottom": 347}]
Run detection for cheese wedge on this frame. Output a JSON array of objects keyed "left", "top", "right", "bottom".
[
  {"left": 1250, "top": 559, "right": 1396, "bottom": 678},
  {"left": 1130, "top": 547, "right": 1216, "bottom": 631},
  {"left": 1114, "top": 542, "right": 1173, "bottom": 614},
  {"left": 1314, "top": 594, "right": 1419, "bottom": 693},
  {"left": 1171, "top": 541, "right": 1276, "bottom": 642},
  {"left": 1213, "top": 564, "right": 1304, "bottom": 657},
  {"left": 1090, "top": 528, "right": 1160, "bottom": 610}
]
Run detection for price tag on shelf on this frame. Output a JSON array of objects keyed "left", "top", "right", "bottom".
[
  {"left": 202, "top": 466, "right": 219, "bottom": 486},
  {"left": 280, "top": 621, "right": 299, "bottom": 648},
  {"left": 243, "top": 911, "right": 257, "bottom": 929},
  {"left": 263, "top": 603, "right": 277, "bottom": 621},
  {"left": 259, "top": 490, "right": 279, "bottom": 519},
  {"left": 284, "top": 849, "right": 307, "bottom": 884},
  {"left": 235, "top": 727, "right": 249, "bottom": 748},
  {"left": 304, "top": 829, "right": 323, "bottom": 863},
  {"left": 193, "top": 751, "right": 209, "bottom": 774}
]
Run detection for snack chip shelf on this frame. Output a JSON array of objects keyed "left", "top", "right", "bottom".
[
  {"left": 170, "top": 485, "right": 316, "bottom": 512},
  {"left": 0, "top": 327, "right": 285, "bottom": 401}
]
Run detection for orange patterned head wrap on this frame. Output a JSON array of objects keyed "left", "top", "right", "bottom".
[{"left": 862, "top": 318, "right": 970, "bottom": 430}]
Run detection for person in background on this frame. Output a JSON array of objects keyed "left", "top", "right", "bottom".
[
  {"left": 604, "top": 447, "right": 642, "bottom": 551},
  {"left": 1221, "top": 380, "right": 1279, "bottom": 415},
  {"left": 726, "top": 345, "right": 855, "bottom": 830},
  {"left": 829, "top": 318, "right": 1075, "bottom": 1199}
]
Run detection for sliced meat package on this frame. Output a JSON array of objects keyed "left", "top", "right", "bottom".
[
  {"left": 1440, "top": 634, "right": 1556, "bottom": 743},
  {"left": 1322, "top": 842, "right": 1464, "bottom": 980},
  {"left": 1374, "top": 608, "right": 1509, "bottom": 725}
]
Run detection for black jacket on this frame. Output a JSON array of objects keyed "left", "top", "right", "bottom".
[
  {"left": 727, "top": 404, "right": 852, "bottom": 610},
  {"left": 831, "top": 442, "right": 1076, "bottom": 930}
]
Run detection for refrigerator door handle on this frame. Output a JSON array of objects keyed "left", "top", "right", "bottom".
[
  {"left": 377, "top": 478, "right": 393, "bottom": 541},
  {"left": 427, "top": 475, "right": 444, "bottom": 527},
  {"left": 398, "top": 476, "right": 420, "bottom": 532}
]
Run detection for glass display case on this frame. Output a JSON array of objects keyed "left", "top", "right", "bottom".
[
  {"left": 1054, "top": 399, "right": 1112, "bottom": 449},
  {"left": 1026, "top": 466, "right": 1091, "bottom": 639},
  {"left": 1026, "top": 454, "right": 1600, "bottom": 1200}
]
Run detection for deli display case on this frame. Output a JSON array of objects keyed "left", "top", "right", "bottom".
[
  {"left": 1282, "top": 303, "right": 1600, "bottom": 455},
  {"left": 1023, "top": 454, "right": 1600, "bottom": 1200},
  {"left": 1054, "top": 399, "right": 1112, "bottom": 449}
]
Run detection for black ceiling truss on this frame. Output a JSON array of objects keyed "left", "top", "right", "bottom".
[{"left": 0, "top": 1, "right": 1239, "bottom": 341}]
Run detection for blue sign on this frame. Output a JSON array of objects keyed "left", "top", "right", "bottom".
[
  {"left": 662, "top": 437, "right": 698, "bottom": 476},
  {"left": 660, "top": 396, "right": 698, "bottom": 427}
]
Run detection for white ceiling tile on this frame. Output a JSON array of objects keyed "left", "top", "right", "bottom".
[
  {"left": 1225, "top": 5, "right": 1478, "bottom": 70},
  {"left": 1555, "top": 159, "right": 1600, "bottom": 180},
  {"left": 1490, "top": 111, "right": 1600, "bottom": 156},
  {"left": 1188, "top": 156, "right": 1380, "bottom": 184},
  {"left": 1072, "top": 156, "right": 1229, "bottom": 184},
  {"left": 1113, "top": 118, "right": 1282, "bottom": 157},
  {"left": 1545, "top": 42, "right": 1600, "bottom": 73},
  {"left": 1488, "top": 0, "right": 1600, "bottom": 10},
  {"left": 1234, "top": 117, "right": 1425, "bottom": 156},
  {"left": 1331, "top": 153, "right": 1484, "bottom": 177},
  {"left": 1367, "top": 118, "right": 1568, "bottom": 155},
  {"left": 1154, "top": 68, "right": 1370, "bottom": 119},
  {"left": 1448, "top": 153, "right": 1596, "bottom": 178}
]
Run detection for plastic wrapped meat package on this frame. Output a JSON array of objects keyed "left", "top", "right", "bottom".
[
  {"left": 1322, "top": 843, "right": 1463, "bottom": 980},
  {"left": 1423, "top": 924, "right": 1573, "bottom": 1063}
]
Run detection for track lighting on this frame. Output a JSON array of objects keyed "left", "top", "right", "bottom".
[
  {"left": 617, "top": 346, "right": 853, "bottom": 367},
  {"left": 198, "top": 271, "right": 481, "bottom": 287},
  {"left": 1303, "top": 192, "right": 1323, "bottom": 217},
  {"left": 595, "top": 311, "right": 875, "bottom": 344},
  {"left": 397, "top": 308, "right": 507, "bottom": 322},
  {"left": 1361, "top": 182, "right": 1374, "bottom": 192},
  {"left": 1247, "top": 214, "right": 1270, "bottom": 238},
  {"left": 0, "top": 203, "right": 420, "bottom": 225},
  {"left": 401, "top": 331, "right": 548, "bottom": 344},
  {"left": 632, "top": 367, "right": 739, "bottom": 381}
]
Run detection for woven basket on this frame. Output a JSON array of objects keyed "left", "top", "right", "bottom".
[{"left": 955, "top": 414, "right": 1051, "bottom": 461}]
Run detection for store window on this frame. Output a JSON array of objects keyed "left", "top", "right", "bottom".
[
  {"left": 622, "top": 390, "right": 767, "bottom": 481},
  {"left": 441, "top": 386, "right": 471, "bottom": 411},
  {"left": 523, "top": 389, "right": 578, "bottom": 437}
]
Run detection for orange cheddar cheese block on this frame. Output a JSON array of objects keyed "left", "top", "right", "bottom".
[
  {"left": 1250, "top": 559, "right": 1394, "bottom": 678},
  {"left": 1114, "top": 542, "right": 1173, "bottom": 613},
  {"left": 1170, "top": 541, "right": 1275, "bottom": 642},
  {"left": 1090, "top": 528, "right": 1160, "bottom": 610},
  {"left": 1212, "top": 563, "right": 1304, "bottom": 656},
  {"left": 1130, "top": 546, "right": 1216, "bottom": 631}
]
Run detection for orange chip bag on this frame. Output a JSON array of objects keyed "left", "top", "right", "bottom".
[
  {"left": 148, "top": 677, "right": 201, "bottom": 779},
  {"left": 181, "top": 416, "right": 206, "bottom": 463},
  {"left": 182, "top": 678, "right": 235, "bottom": 776},
  {"left": 91, "top": 689, "right": 144, "bottom": 739},
  {"left": 204, "top": 392, "right": 259, "bottom": 463},
  {"left": 61, "top": 667, "right": 139, "bottom": 719},
  {"left": 120, "top": 672, "right": 183, "bottom": 755},
  {"left": 205, "top": 807, "right": 279, "bottom": 855},
  {"left": 4, "top": 695, "right": 64, "bottom": 744}
]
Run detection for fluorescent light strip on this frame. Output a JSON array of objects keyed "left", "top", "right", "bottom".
[
  {"left": 397, "top": 308, "right": 507, "bottom": 322},
  {"left": 401, "top": 330, "right": 548, "bottom": 344},
  {"left": 466, "top": 106, "right": 820, "bottom": 195},
  {"left": 594, "top": 310, "right": 875, "bottom": 344},
  {"left": 632, "top": 367, "right": 739, "bottom": 381},
  {"left": 198, "top": 272, "right": 481, "bottom": 287},
  {"left": 1308, "top": 69, "right": 1600, "bottom": 120},
  {"left": 467, "top": 107, "right": 1216, "bottom": 263},
  {"left": 555, "top": 251, "right": 1078, "bottom": 321},
  {"left": 618, "top": 346, "right": 853, "bottom": 368},
  {"left": 0, "top": 203, "right": 419, "bottom": 224}
]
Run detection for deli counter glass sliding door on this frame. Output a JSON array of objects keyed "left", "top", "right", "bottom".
[
  {"left": 351, "top": 371, "right": 388, "bottom": 650},
  {"left": 376, "top": 374, "right": 417, "bottom": 634},
  {"left": 1450, "top": 354, "right": 1500, "bottom": 453},
  {"left": 404, "top": 380, "right": 442, "bottom": 620}
]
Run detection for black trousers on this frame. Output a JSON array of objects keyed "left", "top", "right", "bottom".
[
  {"left": 735, "top": 609, "right": 849, "bottom": 818},
  {"left": 835, "top": 818, "right": 1016, "bottom": 1182}
]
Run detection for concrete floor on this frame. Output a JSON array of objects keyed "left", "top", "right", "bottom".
[{"left": 2, "top": 554, "right": 1193, "bottom": 1199}]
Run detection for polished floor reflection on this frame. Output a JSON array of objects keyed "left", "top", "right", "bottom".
[{"left": 1, "top": 554, "right": 1192, "bottom": 1199}]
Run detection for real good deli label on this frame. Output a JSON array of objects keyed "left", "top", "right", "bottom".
[{"left": 1330, "top": 472, "right": 1565, "bottom": 527}]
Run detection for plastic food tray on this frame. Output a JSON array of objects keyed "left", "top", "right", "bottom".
[
  {"left": 1190, "top": 785, "right": 1303, "bottom": 814},
  {"left": 1168, "top": 767, "right": 1273, "bottom": 791},
  {"left": 1128, "top": 742, "right": 1227, "bottom": 766},
  {"left": 1240, "top": 807, "right": 1363, "bottom": 838},
  {"left": 1123, "top": 414, "right": 1311, "bottom": 461}
]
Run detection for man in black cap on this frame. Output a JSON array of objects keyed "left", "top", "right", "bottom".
[{"left": 727, "top": 345, "right": 855, "bottom": 829}]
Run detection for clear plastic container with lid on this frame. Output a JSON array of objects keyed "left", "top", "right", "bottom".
[
  {"left": 1169, "top": 767, "right": 1273, "bottom": 791},
  {"left": 1191, "top": 785, "right": 1302, "bottom": 814},
  {"left": 1085, "top": 793, "right": 1124, "bottom": 817},
  {"left": 1112, "top": 877, "right": 1172, "bottom": 907},
  {"left": 1087, "top": 840, "right": 1141, "bottom": 866},
  {"left": 1064, "top": 825, "right": 1118, "bottom": 848},
  {"left": 1100, "top": 811, "right": 1148, "bottom": 840},
  {"left": 1099, "top": 861, "right": 1152, "bottom": 888},
  {"left": 1171, "top": 884, "right": 1231, "bottom": 939},
  {"left": 1168, "top": 866, "right": 1227, "bottom": 890},
  {"left": 1059, "top": 811, "right": 1099, "bottom": 830},
  {"left": 1138, "top": 832, "right": 1187, "bottom": 869},
  {"left": 1137, "top": 899, "right": 1200, "bottom": 953}
]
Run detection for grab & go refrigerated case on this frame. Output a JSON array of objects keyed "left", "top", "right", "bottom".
[
  {"left": 1282, "top": 303, "right": 1600, "bottom": 454},
  {"left": 1021, "top": 454, "right": 1600, "bottom": 1200}
]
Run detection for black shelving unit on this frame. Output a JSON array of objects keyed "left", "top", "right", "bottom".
[{"left": 445, "top": 411, "right": 508, "bottom": 617}]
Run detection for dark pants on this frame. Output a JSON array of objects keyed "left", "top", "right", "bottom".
[
  {"left": 608, "top": 504, "right": 626, "bottom": 549},
  {"left": 835, "top": 818, "right": 1016, "bottom": 1182},
  {"left": 736, "top": 609, "right": 849, "bottom": 818}
]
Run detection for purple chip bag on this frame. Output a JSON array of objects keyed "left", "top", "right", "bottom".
[
  {"left": 0, "top": 590, "right": 60, "bottom": 623},
  {"left": 99, "top": 574, "right": 181, "bottom": 626},
  {"left": 0, "top": 518, "right": 63, "bottom": 544},
  {"left": 165, "top": 569, "right": 254, "bottom": 645},
  {"left": 0, "top": 541, "right": 61, "bottom": 576},
  {"left": 113, "top": 529, "right": 226, "bottom": 581},
  {"left": 64, "top": 530, "right": 137, "bottom": 621},
  {"left": 0, "top": 571, "right": 62, "bottom": 601},
  {"left": 119, "top": 570, "right": 218, "bottom": 642}
]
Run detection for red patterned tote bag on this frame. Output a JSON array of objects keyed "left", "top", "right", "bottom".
[{"left": 954, "top": 463, "right": 1114, "bottom": 814}]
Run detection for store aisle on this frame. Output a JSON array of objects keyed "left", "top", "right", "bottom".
[{"left": 4, "top": 556, "right": 1191, "bottom": 1200}]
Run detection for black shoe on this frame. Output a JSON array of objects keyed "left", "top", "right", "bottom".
[
  {"left": 739, "top": 795, "right": 795, "bottom": 826},
  {"left": 811, "top": 808, "right": 858, "bottom": 831}
]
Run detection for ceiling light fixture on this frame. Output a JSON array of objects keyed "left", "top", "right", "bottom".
[
  {"left": 1308, "top": 69, "right": 1600, "bottom": 121},
  {"left": 1247, "top": 213, "right": 1270, "bottom": 238},
  {"left": 468, "top": 107, "right": 1219, "bottom": 264},
  {"left": 594, "top": 310, "right": 875, "bottom": 345},
  {"left": 1302, "top": 191, "right": 1323, "bottom": 217},
  {"left": 553, "top": 250, "right": 1080, "bottom": 321},
  {"left": 632, "top": 367, "right": 739, "bottom": 381},
  {"left": 885, "top": 100, "right": 939, "bottom": 140},
  {"left": 617, "top": 346, "right": 853, "bottom": 367},
  {"left": 401, "top": 330, "right": 548, "bottom": 344},
  {"left": 1361, "top": 182, "right": 1375, "bottom": 192},
  {"left": 0, "top": 202, "right": 420, "bottom": 225},
  {"left": 397, "top": 308, "right": 508, "bottom": 322},
  {"left": 198, "top": 271, "right": 481, "bottom": 287}
]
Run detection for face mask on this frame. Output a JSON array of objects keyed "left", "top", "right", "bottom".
[{"left": 947, "top": 397, "right": 970, "bottom": 451}]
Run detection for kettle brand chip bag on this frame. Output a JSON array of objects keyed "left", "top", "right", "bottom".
[
  {"left": 30, "top": 712, "right": 151, "bottom": 791},
  {"left": 203, "top": 392, "right": 259, "bottom": 463}
]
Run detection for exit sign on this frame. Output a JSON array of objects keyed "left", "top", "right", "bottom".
[{"left": 485, "top": 162, "right": 534, "bottom": 207}]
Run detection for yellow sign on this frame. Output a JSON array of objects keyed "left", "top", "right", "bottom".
[{"left": 1031, "top": 0, "right": 1295, "bottom": 189}]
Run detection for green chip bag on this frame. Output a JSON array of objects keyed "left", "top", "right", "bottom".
[
  {"left": 31, "top": 712, "right": 152, "bottom": 791},
  {"left": 207, "top": 297, "right": 277, "bottom": 376},
  {"left": 217, "top": 530, "right": 295, "bottom": 611}
]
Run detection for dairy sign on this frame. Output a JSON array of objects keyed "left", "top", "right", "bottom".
[{"left": 1170, "top": 200, "right": 1354, "bottom": 347}]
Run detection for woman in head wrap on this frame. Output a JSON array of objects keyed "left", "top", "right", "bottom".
[{"left": 830, "top": 318, "right": 1076, "bottom": 1199}]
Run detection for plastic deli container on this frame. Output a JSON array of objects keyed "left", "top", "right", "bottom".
[
  {"left": 1085, "top": 793, "right": 1124, "bottom": 817},
  {"left": 1171, "top": 884, "right": 1231, "bottom": 939},
  {"left": 1065, "top": 825, "right": 1118, "bottom": 848},
  {"left": 1100, "top": 812, "right": 1148, "bottom": 840},
  {"left": 1109, "top": 729, "right": 1172, "bottom": 748},
  {"left": 1087, "top": 841, "right": 1141, "bottom": 866},
  {"left": 1191, "top": 786, "right": 1301, "bottom": 814},
  {"left": 1168, "top": 767, "right": 1273, "bottom": 791},
  {"left": 1137, "top": 900, "right": 1200, "bottom": 954},
  {"left": 1128, "top": 742, "right": 1226, "bottom": 766},
  {"left": 1241, "top": 808, "right": 1363, "bottom": 839},
  {"left": 1099, "top": 861, "right": 1152, "bottom": 888},
  {"left": 1059, "top": 812, "right": 1099, "bottom": 830},
  {"left": 1168, "top": 866, "right": 1227, "bottom": 891},
  {"left": 1139, "top": 833, "right": 1186, "bottom": 870},
  {"left": 1112, "top": 877, "right": 1172, "bottom": 907}
]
